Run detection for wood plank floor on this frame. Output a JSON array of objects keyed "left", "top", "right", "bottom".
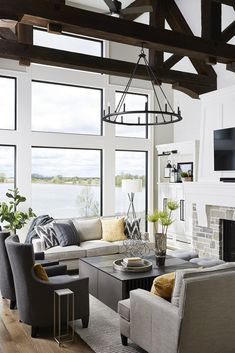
[{"left": 0, "top": 297, "right": 94, "bottom": 353}]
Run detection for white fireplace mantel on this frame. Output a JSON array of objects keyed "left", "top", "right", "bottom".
[{"left": 184, "top": 182, "right": 235, "bottom": 226}]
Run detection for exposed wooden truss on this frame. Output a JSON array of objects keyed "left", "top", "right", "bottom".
[{"left": 0, "top": 0, "right": 234, "bottom": 97}]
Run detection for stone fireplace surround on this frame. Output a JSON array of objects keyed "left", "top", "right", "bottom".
[
  {"left": 183, "top": 182, "right": 235, "bottom": 258},
  {"left": 192, "top": 204, "right": 235, "bottom": 258}
]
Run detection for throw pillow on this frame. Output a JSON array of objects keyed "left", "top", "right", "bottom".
[
  {"left": 101, "top": 217, "right": 126, "bottom": 242},
  {"left": 72, "top": 218, "right": 102, "bottom": 242},
  {"left": 124, "top": 218, "right": 141, "bottom": 239},
  {"left": 33, "top": 263, "right": 49, "bottom": 281},
  {"left": 151, "top": 272, "right": 175, "bottom": 301},
  {"left": 35, "top": 221, "right": 59, "bottom": 250},
  {"left": 171, "top": 262, "right": 235, "bottom": 307},
  {"left": 53, "top": 219, "right": 80, "bottom": 247}
]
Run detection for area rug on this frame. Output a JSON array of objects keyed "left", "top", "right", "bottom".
[{"left": 75, "top": 296, "right": 146, "bottom": 353}]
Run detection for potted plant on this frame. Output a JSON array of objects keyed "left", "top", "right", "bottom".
[
  {"left": 0, "top": 188, "right": 36, "bottom": 233},
  {"left": 180, "top": 171, "right": 193, "bottom": 182},
  {"left": 147, "top": 200, "right": 179, "bottom": 266}
]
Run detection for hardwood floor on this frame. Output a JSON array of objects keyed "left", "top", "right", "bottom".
[{"left": 0, "top": 297, "right": 94, "bottom": 353}]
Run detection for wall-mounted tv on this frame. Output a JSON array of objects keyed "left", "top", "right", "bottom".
[{"left": 214, "top": 127, "right": 235, "bottom": 171}]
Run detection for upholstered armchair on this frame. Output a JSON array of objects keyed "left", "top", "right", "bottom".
[
  {"left": 0, "top": 230, "right": 66, "bottom": 310},
  {"left": 6, "top": 235, "right": 89, "bottom": 337},
  {"left": 0, "top": 231, "right": 17, "bottom": 309},
  {"left": 119, "top": 268, "right": 235, "bottom": 353}
]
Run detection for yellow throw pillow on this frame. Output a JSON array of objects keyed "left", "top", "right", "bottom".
[
  {"left": 33, "top": 263, "right": 49, "bottom": 281},
  {"left": 101, "top": 217, "right": 126, "bottom": 242},
  {"left": 151, "top": 272, "right": 175, "bottom": 301}
]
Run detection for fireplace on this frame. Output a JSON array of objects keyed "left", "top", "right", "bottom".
[{"left": 222, "top": 219, "right": 235, "bottom": 262}]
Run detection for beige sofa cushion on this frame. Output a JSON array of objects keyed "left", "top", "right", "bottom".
[
  {"left": 45, "top": 245, "right": 86, "bottom": 261},
  {"left": 101, "top": 217, "right": 126, "bottom": 242},
  {"left": 72, "top": 218, "right": 102, "bottom": 242},
  {"left": 171, "top": 262, "right": 235, "bottom": 307},
  {"left": 80, "top": 240, "right": 119, "bottom": 257}
]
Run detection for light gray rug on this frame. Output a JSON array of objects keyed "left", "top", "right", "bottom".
[{"left": 75, "top": 296, "right": 146, "bottom": 353}]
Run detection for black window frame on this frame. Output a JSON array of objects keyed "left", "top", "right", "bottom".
[
  {"left": 0, "top": 144, "right": 16, "bottom": 189},
  {"left": 33, "top": 27, "right": 104, "bottom": 57},
  {"left": 32, "top": 79, "right": 103, "bottom": 136},
  {"left": 0, "top": 75, "right": 17, "bottom": 131},
  {"left": 115, "top": 91, "right": 149, "bottom": 139},
  {"left": 115, "top": 149, "right": 148, "bottom": 230},
  {"left": 31, "top": 146, "right": 103, "bottom": 217}
]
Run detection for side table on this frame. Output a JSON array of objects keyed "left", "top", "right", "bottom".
[{"left": 54, "top": 288, "right": 74, "bottom": 345}]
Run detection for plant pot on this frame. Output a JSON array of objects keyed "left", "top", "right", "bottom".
[
  {"left": 154, "top": 233, "right": 166, "bottom": 267},
  {"left": 181, "top": 176, "right": 192, "bottom": 182}
]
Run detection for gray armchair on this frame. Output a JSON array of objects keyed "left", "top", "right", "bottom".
[
  {"left": 0, "top": 231, "right": 16, "bottom": 309},
  {"left": 6, "top": 235, "right": 89, "bottom": 337},
  {"left": 0, "top": 230, "right": 65, "bottom": 310},
  {"left": 119, "top": 269, "right": 235, "bottom": 353}
]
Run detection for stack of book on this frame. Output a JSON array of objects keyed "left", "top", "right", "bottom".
[{"left": 122, "top": 257, "right": 145, "bottom": 267}]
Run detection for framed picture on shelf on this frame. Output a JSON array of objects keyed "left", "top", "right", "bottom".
[{"left": 177, "top": 162, "right": 193, "bottom": 182}]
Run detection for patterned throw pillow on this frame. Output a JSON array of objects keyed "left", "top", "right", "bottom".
[
  {"left": 124, "top": 218, "right": 141, "bottom": 239},
  {"left": 35, "top": 221, "right": 59, "bottom": 250}
]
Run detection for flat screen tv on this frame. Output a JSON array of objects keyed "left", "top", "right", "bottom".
[{"left": 214, "top": 127, "right": 235, "bottom": 171}]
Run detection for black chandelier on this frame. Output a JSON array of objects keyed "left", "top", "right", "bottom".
[{"left": 102, "top": 46, "right": 183, "bottom": 126}]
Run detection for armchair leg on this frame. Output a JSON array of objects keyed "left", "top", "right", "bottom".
[
  {"left": 10, "top": 300, "right": 16, "bottom": 310},
  {"left": 31, "top": 326, "right": 38, "bottom": 338},
  {"left": 121, "top": 334, "right": 128, "bottom": 346},
  {"left": 82, "top": 317, "right": 89, "bottom": 328}
]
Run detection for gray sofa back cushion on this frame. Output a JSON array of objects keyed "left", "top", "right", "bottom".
[
  {"left": 172, "top": 262, "right": 235, "bottom": 307},
  {"left": 72, "top": 218, "right": 102, "bottom": 242},
  {"left": 54, "top": 219, "right": 80, "bottom": 247}
]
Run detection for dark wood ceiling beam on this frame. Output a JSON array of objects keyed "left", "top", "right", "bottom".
[
  {"left": 0, "top": 40, "right": 216, "bottom": 95},
  {"left": 213, "top": 0, "right": 235, "bottom": 8},
  {"left": 16, "top": 23, "right": 33, "bottom": 65},
  {"left": 120, "top": 0, "right": 151, "bottom": 21},
  {"left": 149, "top": 0, "right": 164, "bottom": 71},
  {"left": 227, "top": 62, "right": 235, "bottom": 72},
  {"left": 201, "top": 0, "right": 221, "bottom": 40},
  {"left": 164, "top": 0, "right": 216, "bottom": 78},
  {"left": 0, "top": 28, "right": 16, "bottom": 41},
  {"left": 163, "top": 54, "right": 184, "bottom": 70},
  {"left": 0, "top": 0, "right": 234, "bottom": 64},
  {"left": 221, "top": 20, "right": 235, "bottom": 41}
]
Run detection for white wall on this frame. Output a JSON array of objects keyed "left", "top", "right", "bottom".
[
  {"left": 199, "top": 86, "right": 235, "bottom": 182},
  {"left": 173, "top": 1, "right": 235, "bottom": 144}
]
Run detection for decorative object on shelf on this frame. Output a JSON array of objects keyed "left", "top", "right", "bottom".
[
  {"left": 113, "top": 258, "right": 152, "bottom": 273},
  {"left": 122, "top": 179, "right": 142, "bottom": 219},
  {"left": 164, "top": 160, "right": 172, "bottom": 178},
  {"left": 123, "top": 232, "right": 150, "bottom": 257},
  {"left": 102, "top": 45, "right": 183, "bottom": 127},
  {"left": 147, "top": 200, "right": 179, "bottom": 267},
  {"left": 177, "top": 162, "right": 193, "bottom": 182},
  {"left": 170, "top": 164, "right": 178, "bottom": 183},
  {"left": 0, "top": 188, "right": 36, "bottom": 233},
  {"left": 180, "top": 172, "right": 193, "bottom": 182}
]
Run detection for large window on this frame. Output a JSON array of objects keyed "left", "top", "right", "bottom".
[
  {"left": 0, "top": 146, "right": 15, "bottom": 200},
  {"left": 115, "top": 92, "right": 148, "bottom": 138},
  {"left": 0, "top": 76, "right": 16, "bottom": 130},
  {"left": 115, "top": 150, "right": 147, "bottom": 230},
  {"left": 32, "top": 148, "right": 102, "bottom": 218},
  {"left": 34, "top": 28, "right": 103, "bottom": 57},
  {"left": 32, "top": 81, "right": 102, "bottom": 135}
]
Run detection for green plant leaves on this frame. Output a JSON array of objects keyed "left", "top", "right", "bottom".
[{"left": 0, "top": 188, "right": 36, "bottom": 231}]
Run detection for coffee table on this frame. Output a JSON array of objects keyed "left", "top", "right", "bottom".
[{"left": 79, "top": 253, "right": 198, "bottom": 311}]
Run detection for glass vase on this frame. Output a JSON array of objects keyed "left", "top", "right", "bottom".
[{"left": 154, "top": 232, "right": 167, "bottom": 266}]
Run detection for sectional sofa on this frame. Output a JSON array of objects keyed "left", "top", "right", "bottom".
[{"left": 32, "top": 217, "right": 152, "bottom": 271}]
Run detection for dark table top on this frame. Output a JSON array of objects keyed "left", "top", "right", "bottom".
[{"left": 79, "top": 253, "right": 198, "bottom": 281}]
